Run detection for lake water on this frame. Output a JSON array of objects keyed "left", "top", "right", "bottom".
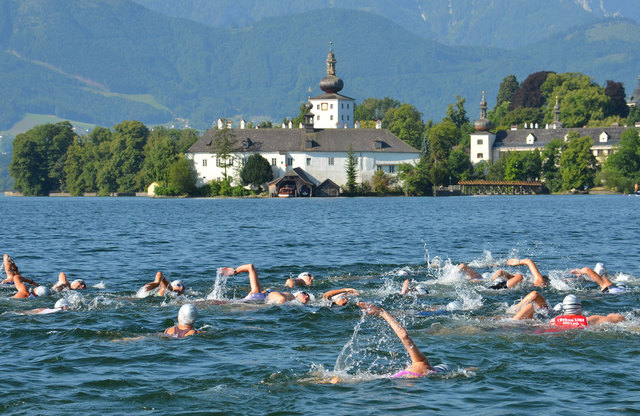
[{"left": 1, "top": 195, "right": 639, "bottom": 415}]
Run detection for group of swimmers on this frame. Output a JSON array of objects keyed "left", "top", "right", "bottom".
[{"left": 2, "top": 253, "right": 631, "bottom": 380}]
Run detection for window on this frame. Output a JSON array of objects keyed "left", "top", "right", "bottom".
[
  {"left": 341, "top": 103, "right": 344, "bottom": 109},
  {"left": 341, "top": 115, "right": 344, "bottom": 120},
  {"left": 271, "top": 158, "right": 277, "bottom": 166},
  {"left": 316, "top": 115, "right": 320, "bottom": 120},
  {"left": 477, "top": 139, "right": 483, "bottom": 145},
  {"left": 216, "top": 158, "right": 226, "bottom": 167},
  {"left": 389, "top": 165, "right": 395, "bottom": 173},
  {"left": 241, "top": 158, "right": 247, "bottom": 167},
  {"left": 202, "top": 159, "right": 207, "bottom": 167},
  {"left": 377, "top": 166, "right": 383, "bottom": 171},
  {"left": 287, "top": 157, "right": 293, "bottom": 166},
  {"left": 477, "top": 153, "right": 483, "bottom": 159},
  {"left": 330, "top": 115, "right": 333, "bottom": 120},
  {"left": 306, "top": 157, "right": 311, "bottom": 166},
  {"left": 328, "top": 157, "right": 334, "bottom": 165},
  {"left": 316, "top": 104, "right": 320, "bottom": 110},
  {"left": 347, "top": 104, "right": 349, "bottom": 109},
  {"left": 330, "top": 104, "right": 333, "bottom": 109},
  {"left": 347, "top": 115, "right": 349, "bottom": 120}
]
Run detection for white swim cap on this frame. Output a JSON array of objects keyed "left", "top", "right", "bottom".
[
  {"left": 33, "top": 286, "right": 51, "bottom": 297},
  {"left": 297, "top": 272, "right": 311, "bottom": 279},
  {"left": 54, "top": 298, "right": 70, "bottom": 309},
  {"left": 562, "top": 294, "right": 582, "bottom": 315},
  {"left": 178, "top": 304, "right": 197, "bottom": 325},
  {"left": 412, "top": 285, "right": 429, "bottom": 296},
  {"left": 594, "top": 263, "right": 607, "bottom": 276},
  {"left": 171, "top": 280, "right": 185, "bottom": 292},
  {"left": 71, "top": 279, "right": 85, "bottom": 287}
]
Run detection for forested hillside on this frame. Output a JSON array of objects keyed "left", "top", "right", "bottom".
[{"left": 1, "top": 0, "right": 639, "bottom": 133}]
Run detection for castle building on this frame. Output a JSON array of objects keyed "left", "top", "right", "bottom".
[
  {"left": 469, "top": 93, "right": 630, "bottom": 165},
  {"left": 186, "top": 45, "right": 420, "bottom": 196}
]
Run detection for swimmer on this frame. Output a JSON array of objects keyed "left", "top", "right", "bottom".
[
  {"left": 400, "top": 279, "right": 429, "bottom": 296},
  {"left": 285, "top": 272, "right": 314, "bottom": 288},
  {"left": 141, "top": 271, "right": 184, "bottom": 297},
  {"left": 570, "top": 266, "right": 627, "bottom": 294},
  {"left": 52, "top": 272, "right": 86, "bottom": 291},
  {"left": 26, "top": 298, "right": 71, "bottom": 315},
  {"left": 11, "top": 274, "right": 49, "bottom": 298},
  {"left": 505, "top": 258, "right": 549, "bottom": 287},
  {"left": 322, "top": 288, "right": 359, "bottom": 306},
  {"left": 3, "top": 254, "right": 39, "bottom": 287},
  {"left": 488, "top": 270, "right": 524, "bottom": 289},
  {"left": 356, "top": 302, "right": 448, "bottom": 378},
  {"left": 220, "top": 264, "right": 310, "bottom": 304},
  {"left": 163, "top": 304, "right": 199, "bottom": 338},
  {"left": 512, "top": 291, "right": 625, "bottom": 326},
  {"left": 457, "top": 263, "right": 482, "bottom": 280}
]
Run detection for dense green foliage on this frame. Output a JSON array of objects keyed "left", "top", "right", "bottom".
[
  {"left": 600, "top": 129, "right": 640, "bottom": 192},
  {"left": 240, "top": 154, "right": 273, "bottom": 191},
  {"left": 344, "top": 145, "right": 357, "bottom": 194},
  {"left": 10, "top": 121, "right": 200, "bottom": 196}
]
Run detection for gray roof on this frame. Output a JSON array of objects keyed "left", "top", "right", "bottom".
[
  {"left": 188, "top": 128, "right": 419, "bottom": 154},
  {"left": 494, "top": 126, "right": 629, "bottom": 149},
  {"left": 310, "top": 92, "right": 355, "bottom": 101}
]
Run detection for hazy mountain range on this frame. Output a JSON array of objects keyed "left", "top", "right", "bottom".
[{"left": 1, "top": 0, "right": 639, "bottom": 133}]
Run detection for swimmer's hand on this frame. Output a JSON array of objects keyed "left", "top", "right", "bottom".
[
  {"left": 220, "top": 267, "right": 235, "bottom": 276},
  {"left": 344, "top": 288, "right": 359, "bottom": 295},
  {"left": 144, "top": 282, "right": 160, "bottom": 291},
  {"left": 506, "top": 259, "right": 521, "bottom": 266},
  {"left": 570, "top": 268, "right": 584, "bottom": 276},
  {"left": 357, "top": 301, "right": 382, "bottom": 315}
]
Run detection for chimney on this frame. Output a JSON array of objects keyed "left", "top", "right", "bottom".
[{"left": 376, "top": 120, "right": 382, "bottom": 129}]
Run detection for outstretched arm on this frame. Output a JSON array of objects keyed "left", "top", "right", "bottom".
[
  {"left": 511, "top": 290, "right": 548, "bottom": 320},
  {"left": 13, "top": 275, "right": 31, "bottom": 298},
  {"left": 571, "top": 267, "right": 612, "bottom": 290},
  {"left": 357, "top": 302, "right": 432, "bottom": 371},
  {"left": 232, "top": 264, "right": 261, "bottom": 294},
  {"left": 458, "top": 263, "right": 481, "bottom": 280},
  {"left": 508, "top": 258, "right": 547, "bottom": 287},
  {"left": 322, "top": 288, "right": 359, "bottom": 300}
]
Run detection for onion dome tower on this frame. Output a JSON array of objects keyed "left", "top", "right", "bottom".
[
  {"left": 308, "top": 42, "right": 355, "bottom": 129},
  {"left": 319, "top": 44, "right": 344, "bottom": 93},
  {"left": 474, "top": 91, "right": 493, "bottom": 131}
]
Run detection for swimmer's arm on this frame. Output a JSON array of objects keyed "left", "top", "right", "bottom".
[
  {"left": 573, "top": 267, "right": 612, "bottom": 289},
  {"left": 322, "top": 288, "right": 358, "bottom": 300},
  {"left": 517, "top": 259, "right": 546, "bottom": 286},
  {"left": 357, "top": 302, "right": 430, "bottom": 368},
  {"left": 233, "top": 264, "right": 261, "bottom": 294},
  {"left": 588, "top": 314, "right": 625, "bottom": 325},
  {"left": 13, "top": 275, "right": 30, "bottom": 297},
  {"left": 491, "top": 270, "right": 512, "bottom": 281}
]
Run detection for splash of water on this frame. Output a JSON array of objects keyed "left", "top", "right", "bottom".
[
  {"left": 207, "top": 268, "right": 229, "bottom": 300},
  {"left": 334, "top": 312, "right": 366, "bottom": 373}
]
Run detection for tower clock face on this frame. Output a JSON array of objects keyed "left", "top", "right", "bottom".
[{"left": 321, "top": 103, "right": 328, "bottom": 111}]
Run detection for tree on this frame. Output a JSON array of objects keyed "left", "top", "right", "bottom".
[
  {"left": 345, "top": 144, "right": 357, "bottom": 194},
  {"left": 504, "top": 150, "right": 540, "bottom": 181},
  {"left": 486, "top": 155, "right": 508, "bottom": 181},
  {"left": 428, "top": 120, "right": 459, "bottom": 166},
  {"left": 382, "top": 104, "right": 425, "bottom": 148},
  {"left": 141, "top": 132, "right": 179, "bottom": 186},
  {"left": 541, "top": 73, "right": 609, "bottom": 127},
  {"left": 628, "top": 107, "right": 640, "bottom": 125},
  {"left": 541, "top": 139, "right": 563, "bottom": 192},
  {"left": 9, "top": 122, "right": 75, "bottom": 195},
  {"left": 604, "top": 80, "right": 629, "bottom": 118},
  {"left": 560, "top": 135, "right": 597, "bottom": 191},
  {"left": 496, "top": 75, "right": 519, "bottom": 107},
  {"left": 371, "top": 169, "right": 397, "bottom": 194},
  {"left": 240, "top": 153, "right": 273, "bottom": 191},
  {"left": 445, "top": 95, "right": 469, "bottom": 129},
  {"left": 211, "top": 127, "right": 237, "bottom": 180},
  {"left": 291, "top": 103, "right": 309, "bottom": 127},
  {"left": 354, "top": 97, "right": 400, "bottom": 121},
  {"left": 110, "top": 120, "right": 149, "bottom": 192},
  {"left": 448, "top": 148, "right": 473, "bottom": 183},
  {"left": 604, "top": 128, "right": 640, "bottom": 175},
  {"left": 167, "top": 156, "right": 197, "bottom": 195},
  {"left": 398, "top": 161, "right": 431, "bottom": 196},
  {"left": 501, "top": 107, "right": 543, "bottom": 128},
  {"left": 509, "top": 71, "right": 553, "bottom": 110}
]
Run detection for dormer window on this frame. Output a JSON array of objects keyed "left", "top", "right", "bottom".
[
  {"left": 599, "top": 132, "right": 609, "bottom": 143},
  {"left": 305, "top": 140, "right": 314, "bottom": 149},
  {"left": 242, "top": 138, "right": 252, "bottom": 150},
  {"left": 526, "top": 133, "right": 536, "bottom": 144},
  {"left": 375, "top": 140, "right": 383, "bottom": 149}
]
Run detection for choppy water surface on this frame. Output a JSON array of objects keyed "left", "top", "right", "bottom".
[{"left": 1, "top": 195, "right": 639, "bottom": 415}]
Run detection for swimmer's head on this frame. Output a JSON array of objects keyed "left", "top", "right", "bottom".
[
  {"left": 33, "top": 286, "right": 51, "bottom": 297},
  {"left": 294, "top": 291, "right": 310, "bottom": 304},
  {"left": 562, "top": 294, "right": 582, "bottom": 315},
  {"left": 178, "top": 304, "right": 197, "bottom": 326},
  {"left": 71, "top": 279, "right": 86, "bottom": 290},
  {"left": 331, "top": 293, "right": 348, "bottom": 307},
  {"left": 297, "top": 272, "right": 313, "bottom": 284},
  {"left": 409, "top": 285, "right": 429, "bottom": 296},
  {"left": 54, "top": 298, "right": 71, "bottom": 310},
  {"left": 171, "top": 280, "right": 185, "bottom": 294},
  {"left": 594, "top": 263, "right": 607, "bottom": 276}
]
